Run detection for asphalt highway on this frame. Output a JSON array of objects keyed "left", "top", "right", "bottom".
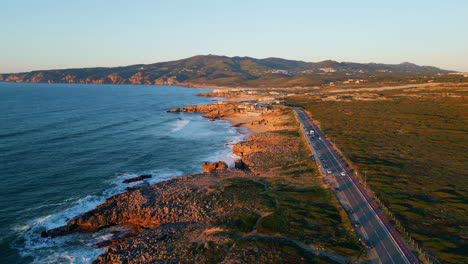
[{"left": 293, "top": 108, "right": 418, "bottom": 264}]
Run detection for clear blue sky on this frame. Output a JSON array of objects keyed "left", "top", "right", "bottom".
[{"left": 2, "top": 0, "right": 467, "bottom": 73}]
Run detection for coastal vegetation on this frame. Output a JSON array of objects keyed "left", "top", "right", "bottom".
[{"left": 285, "top": 84, "right": 468, "bottom": 264}]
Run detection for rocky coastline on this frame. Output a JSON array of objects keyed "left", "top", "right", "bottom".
[{"left": 40, "top": 91, "right": 363, "bottom": 263}]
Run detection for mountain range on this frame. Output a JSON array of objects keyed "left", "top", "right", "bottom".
[{"left": 0, "top": 55, "right": 452, "bottom": 87}]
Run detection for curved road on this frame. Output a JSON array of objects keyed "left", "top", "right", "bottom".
[{"left": 294, "top": 108, "right": 418, "bottom": 264}]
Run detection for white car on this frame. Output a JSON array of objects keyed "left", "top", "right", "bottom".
[
  {"left": 340, "top": 171, "right": 346, "bottom": 176},
  {"left": 326, "top": 169, "right": 332, "bottom": 174}
]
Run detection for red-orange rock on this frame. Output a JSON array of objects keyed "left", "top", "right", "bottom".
[
  {"left": 166, "top": 108, "right": 181, "bottom": 113},
  {"left": 202, "top": 161, "right": 228, "bottom": 173}
]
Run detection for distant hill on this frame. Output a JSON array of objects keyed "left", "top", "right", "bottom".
[{"left": 0, "top": 55, "right": 453, "bottom": 87}]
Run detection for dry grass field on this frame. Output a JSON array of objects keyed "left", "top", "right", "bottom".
[{"left": 285, "top": 84, "right": 467, "bottom": 263}]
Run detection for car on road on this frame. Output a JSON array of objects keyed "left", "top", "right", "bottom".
[
  {"left": 354, "top": 221, "right": 361, "bottom": 228},
  {"left": 326, "top": 169, "right": 332, "bottom": 174},
  {"left": 363, "top": 238, "right": 373, "bottom": 249},
  {"left": 340, "top": 171, "right": 346, "bottom": 176},
  {"left": 334, "top": 187, "right": 341, "bottom": 192}
]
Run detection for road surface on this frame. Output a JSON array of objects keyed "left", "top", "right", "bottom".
[{"left": 293, "top": 108, "right": 418, "bottom": 264}]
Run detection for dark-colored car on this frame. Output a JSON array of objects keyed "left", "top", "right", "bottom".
[{"left": 363, "top": 238, "right": 373, "bottom": 249}]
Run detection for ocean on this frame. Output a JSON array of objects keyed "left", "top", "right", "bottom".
[{"left": 0, "top": 82, "right": 246, "bottom": 264}]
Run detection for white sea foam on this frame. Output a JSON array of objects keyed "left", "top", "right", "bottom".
[
  {"left": 34, "top": 215, "right": 53, "bottom": 225},
  {"left": 13, "top": 112, "right": 247, "bottom": 264},
  {"left": 14, "top": 168, "right": 184, "bottom": 264},
  {"left": 169, "top": 119, "right": 190, "bottom": 133},
  {"left": 206, "top": 123, "right": 250, "bottom": 166},
  {"left": 14, "top": 224, "right": 31, "bottom": 232}
]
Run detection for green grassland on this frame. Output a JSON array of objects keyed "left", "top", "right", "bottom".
[
  {"left": 189, "top": 112, "right": 366, "bottom": 262},
  {"left": 285, "top": 86, "right": 468, "bottom": 263},
  {"left": 169, "top": 104, "right": 370, "bottom": 263},
  {"left": 229, "top": 129, "right": 364, "bottom": 255}
]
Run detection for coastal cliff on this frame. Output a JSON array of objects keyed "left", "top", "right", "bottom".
[{"left": 41, "top": 99, "right": 364, "bottom": 263}]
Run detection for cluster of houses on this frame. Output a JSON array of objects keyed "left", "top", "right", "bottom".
[{"left": 342, "top": 79, "right": 366, "bottom": 84}]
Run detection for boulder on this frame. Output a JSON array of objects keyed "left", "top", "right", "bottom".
[
  {"left": 122, "top": 175, "right": 152, "bottom": 183},
  {"left": 166, "top": 108, "right": 181, "bottom": 113},
  {"left": 202, "top": 161, "right": 228, "bottom": 173}
]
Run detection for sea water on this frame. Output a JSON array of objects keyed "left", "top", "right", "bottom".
[{"left": 0, "top": 82, "right": 246, "bottom": 264}]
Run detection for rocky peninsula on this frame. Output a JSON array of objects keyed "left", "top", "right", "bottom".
[{"left": 41, "top": 91, "right": 364, "bottom": 263}]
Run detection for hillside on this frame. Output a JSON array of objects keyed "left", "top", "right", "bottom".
[{"left": 0, "top": 55, "right": 453, "bottom": 87}]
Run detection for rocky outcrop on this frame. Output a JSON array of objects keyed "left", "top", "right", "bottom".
[
  {"left": 166, "top": 107, "right": 181, "bottom": 113},
  {"left": 106, "top": 73, "right": 125, "bottom": 84},
  {"left": 201, "top": 161, "right": 228, "bottom": 173},
  {"left": 183, "top": 103, "right": 246, "bottom": 120},
  {"left": 197, "top": 92, "right": 224, "bottom": 97},
  {"left": 128, "top": 72, "right": 144, "bottom": 84},
  {"left": 203, "top": 108, "right": 246, "bottom": 119},
  {"left": 42, "top": 168, "right": 251, "bottom": 238},
  {"left": 233, "top": 141, "right": 265, "bottom": 157},
  {"left": 93, "top": 222, "right": 199, "bottom": 263},
  {"left": 182, "top": 102, "right": 238, "bottom": 113},
  {"left": 153, "top": 76, "right": 179, "bottom": 85},
  {"left": 122, "top": 175, "right": 152, "bottom": 183},
  {"left": 234, "top": 159, "right": 249, "bottom": 171}
]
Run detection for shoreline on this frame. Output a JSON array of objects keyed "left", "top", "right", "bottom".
[
  {"left": 5, "top": 85, "right": 247, "bottom": 264},
  {"left": 39, "top": 92, "right": 263, "bottom": 250},
  {"left": 39, "top": 90, "right": 366, "bottom": 263},
  {"left": 0, "top": 80, "right": 259, "bottom": 90}
]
